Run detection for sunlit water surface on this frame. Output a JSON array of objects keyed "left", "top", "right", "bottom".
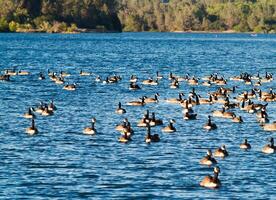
[{"left": 0, "top": 33, "right": 275, "bottom": 199}]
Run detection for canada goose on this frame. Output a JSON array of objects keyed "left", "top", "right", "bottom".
[
  {"left": 166, "top": 93, "right": 184, "bottom": 104},
  {"left": 144, "top": 93, "right": 159, "bottom": 103},
  {"left": 49, "top": 73, "right": 58, "bottom": 81},
  {"left": 41, "top": 107, "right": 54, "bottom": 116},
  {"left": 95, "top": 76, "right": 101, "bottom": 82},
  {"left": 183, "top": 111, "right": 197, "bottom": 120},
  {"left": 4, "top": 69, "right": 17, "bottom": 76},
  {"left": 55, "top": 77, "right": 65, "bottom": 84},
  {"left": 129, "top": 82, "right": 141, "bottom": 90},
  {"left": 137, "top": 115, "right": 149, "bottom": 127},
  {"left": 232, "top": 116, "right": 243, "bottom": 123},
  {"left": 150, "top": 112, "right": 163, "bottom": 126},
  {"left": 60, "top": 71, "right": 70, "bottom": 77},
  {"left": 240, "top": 139, "right": 251, "bottom": 150},
  {"left": 168, "top": 72, "right": 176, "bottom": 80},
  {"left": 38, "top": 72, "right": 45, "bottom": 80},
  {"left": 162, "top": 119, "right": 176, "bottom": 133},
  {"left": 35, "top": 102, "right": 45, "bottom": 114},
  {"left": 80, "top": 70, "right": 90, "bottom": 76},
  {"left": 26, "top": 119, "right": 38, "bottom": 135},
  {"left": 188, "top": 77, "right": 198, "bottom": 85},
  {"left": 213, "top": 107, "right": 235, "bottom": 119},
  {"left": 63, "top": 83, "right": 76, "bottom": 91},
  {"left": 23, "top": 108, "right": 35, "bottom": 119},
  {"left": 126, "top": 96, "right": 145, "bottom": 106},
  {"left": 142, "top": 77, "right": 158, "bottom": 86},
  {"left": 156, "top": 71, "right": 163, "bottom": 79},
  {"left": 17, "top": 70, "right": 29, "bottom": 75},
  {"left": 200, "top": 166, "right": 221, "bottom": 189},
  {"left": 115, "top": 102, "right": 126, "bottom": 114},
  {"left": 48, "top": 100, "right": 57, "bottom": 111},
  {"left": 181, "top": 100, "right": 194, "bottom": 114},
  {"left": 197, "top": 94, "right": 213, "bottom": 105},
  {"left": 263, "top": 122, "right": 276, "bottom": 131},
  {"left": 170, "top": 79, "right": 179, "bottom": 89},
  {"left": 83, "top": 118, "right": 97, "bottom": 135},
  {"left": 262, "top": 138, "right": 275, "bottom": 154},
  {"left": 145, "top": 122, "right": 160, "bottom": 143},
  {"left": 118, "top": 131, "right": 132, "bottom": 143},
  {"left": 0, "top": 74, "right": 10, "bottom": 81},
  {"left": 202, "top": 80, "right": 212, "bottom": 86},
  {"left": 257, "top": 111, "right": 269, "bottom": 124},
  {"left": 214, "top": 145, "right": 228, "bottom": 158},
  {"left": 129, "top": 75, "right": 138, "bottom": 83},
  {"left": 116, "top": 118, "right": 130, "bottom": 131},
  {"left": 200, "top": 150, "right": 217, "bottom": 166},
  {"left": 203, "top": 116, "right": 217, "bottom": 130}
]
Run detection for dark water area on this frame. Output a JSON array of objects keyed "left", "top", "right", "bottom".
[{"left": 0, "top": 33, "right": 275, "bottom": 199}]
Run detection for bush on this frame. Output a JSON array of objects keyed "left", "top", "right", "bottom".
[
  {"left": 9, "top": 21, "right": 19, "bottom": 32},
  {"left": 0, "top": 18, "right": 9, "bottom": 32}
]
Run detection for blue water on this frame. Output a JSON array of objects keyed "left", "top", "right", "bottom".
[{"left": 0, "top": 33, "right": 275, "bottom": 199}]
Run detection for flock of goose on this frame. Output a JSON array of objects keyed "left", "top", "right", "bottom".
[{"left": 1, "top": 68, "right": 275, "bottom": 189}]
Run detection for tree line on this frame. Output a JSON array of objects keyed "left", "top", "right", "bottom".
[{"left": 0, "top": 0, "right": 275, "bottom": 33}]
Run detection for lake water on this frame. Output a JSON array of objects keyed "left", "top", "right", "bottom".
[{"left": 0, "top": 33, "right": 275, "bottom": 199}]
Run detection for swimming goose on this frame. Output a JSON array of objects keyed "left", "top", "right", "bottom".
[
  {"left": 63, "top": 83, "right": 77, "bottom": 91},
  {"left": 262, "top": 138, "right": 275, "bottom": 154},
  {"left": 60, "top": 71, "right": 70, "bottom": 77},
  {"left": 38, "top": 72, "right": 45, "bottom": 80},
  {"left": 188, "top": 77, "right": 198, "bottom": 85},
  {"left": 200, "top": 167, "right": 221, "bottom": 189},
  {"left": 200, "top": 150, "right": 217, "bottom": 166},
  {"left": 129, "top": 75, "right": 138, "bottom": 83},
  {"left": 127, "top": 96, "right": 145, "bottom": 106},
  {"left": 118, "top": 131, "right": 132, "bottom": 143},
  {"left": 144, "top": 93, "right": 159, "bottom": 103},
  {"left": 162, "top": 119, "right": 176, "bottom": 133},
  {"left": 35, "top": 102, "right": 45, "bottom": 114},
  {"left": 150, "top": 112, "right": 163, "bottom": 126},
  {"left": 232, "top": 116, "right": 243, "bottom": 123},
  {"left": 17, "top": 70, "right": 30, "bottom": 75},
  {"left": 116, "top": 118, "right": 130, "bottom": 131},
  {"left": 115, "top": 102, "right": 126, "bottom": 114},
  {"left": 145, "top": 122, "right": 160, "bottom": 143},
  {"left": 240, "top": 139, "right": 251, "bottom": 150},
  {"left": 170, "top": 79, "right": 179, "bottom": 89},
  {"left": 156, "top": 71, "right": 163, "bottom": 79},
  {"left": 55, "top": 77, "right": 65, "bottom": 84},
  {"left": 41, "top": 107, "right": 54, "bottom": 116},
  {"left": 263, "top": 122, "right": 276, "bottom": 131},
  {"left": 83, "top": 118, "right": 97, "bottom": 135},
  {"left": 183, "top": 111, "right": 197, "bottom": 120},
  {"left": 48, "top": 100, "right": 57, "bottom": 111},
  {"left": 214, "top": 145, "right": 228, "bottom": 158},
  {"left": 142, "top": 77, "right": 158, "bottom": 86},
  {"left": 26, "top": 119, "right": 38, "bottom": 135},
  {"left": 166, "top": 93, "right": 184, "bottom": 104},
  {"left": 80, "top": 70, "right": 91, "bottom": 76},
  {"left": 203, "top": 116, "right": 217, "bottom": 130},
  {"left": 0, "top": 74, "right": 10, "bottom": 81},
  {"left": 95, "top": 76, "right": 101, "bottom": 82},
  {"left": 23, "top": 108, "right": 35, "bottom": 119},
  {"left": 129, "top": 82, "right": 141, "bottom": 90}
]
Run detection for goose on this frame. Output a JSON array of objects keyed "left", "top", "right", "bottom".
[
  {"left": 55, "top": 77, "right": 65, "bottom": 84},
  {"left": 95, "top": 76, "right": 101, "bottom": 82},
  {"left": 23, "top": 108, "right": 35, "bottom": 119},
  {"left": 129, "top": 82, "right": 141, "bottom": 90},
  {"left": 142, "top": 77, "right": 158, "bottom": 86},
  {"left": 48, "top": 100, "right": 57, "bottom": 111},
  {"left": 0, "top": 74, "right": 10, "bottom": 81},
  {"left": 83, "top": 118, "right": 97, "bottom": 135},
  {"left": 188, "top": 77, "right": 198, "bottom": 85},
  {"left": 150, "top": 112, "right": 163, "bottom": 126},
  {"left": 170, "top": 79, "right": 179, "bottom": 89},
  {"left": 200, "top": 167, "right": 221, "bottom": 189},
  {"left": 116, "top": 118, "right": 129, "bottom": 131},
  {"left": 41, "top": 107, "right": 54, "bottom": 116},
  {"left": 203, "top": 116, "right": 217, "bottom": 130},
  {"left": 63, "top": 83, "right": 77, "bottom": 91},
  {"left": 183, "top": 111, "right": 197, "bottom": 120},
  {"left": 115, "top": 102, "right": 126, "bottom": 114},
  {"left": 200, "top": 150, "right": 217, "bottom": 166},
  {"left": 144, "top": 93, "right": 159, "bottom": 103},
  {"left": 262, "top": 138, "right": 275, "bottom": 154},
  {"left": 118, "top": 131, "right": 131, "bottom": 143},
  {"left": 60, "top": 71, "right": 70, "bottom": 77},
  {"left": 126, "top": 96, "right": 145, "bottom": 106},
  {"left": 145, "top": 122, "right": 160, "bottom": 143},
  {"left": 240, "top": 139, "right": 251, "bottom": 150},
  {"left": 166, "top": 93, "right": 184, "bottom": 104},
  {"left": 80, "top": 70, "right": 90, "bottom": 76},
  {"left": 156, "top": 71, "right": 163, "bottom": 79},
  {"left": 17, "top": 70, "right": 30, "bottom": 75},
  {"left": 129, "top": 75, "right": 138, "bottom": 83},
  {"left": 26, "top": 119, "right": 38, "bottom": 135},
  {"left": 232, "top": 116, "right": 243, "bottom": 123},
  {"left": 214, "top": 145, "right": 228, "bottom": 158},
  {"left": 263, "top": 122, "right": 276, "bottom": 131},
  {"left": 162, "top": 119, "right": 176, "bottom": 133},
  {"left": 38, "top": 72, "right": 45, "bottom": 80}
]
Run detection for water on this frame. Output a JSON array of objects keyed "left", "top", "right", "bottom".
[{"left": 0, "top": 33, "right": 275, "bottom": 199}]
